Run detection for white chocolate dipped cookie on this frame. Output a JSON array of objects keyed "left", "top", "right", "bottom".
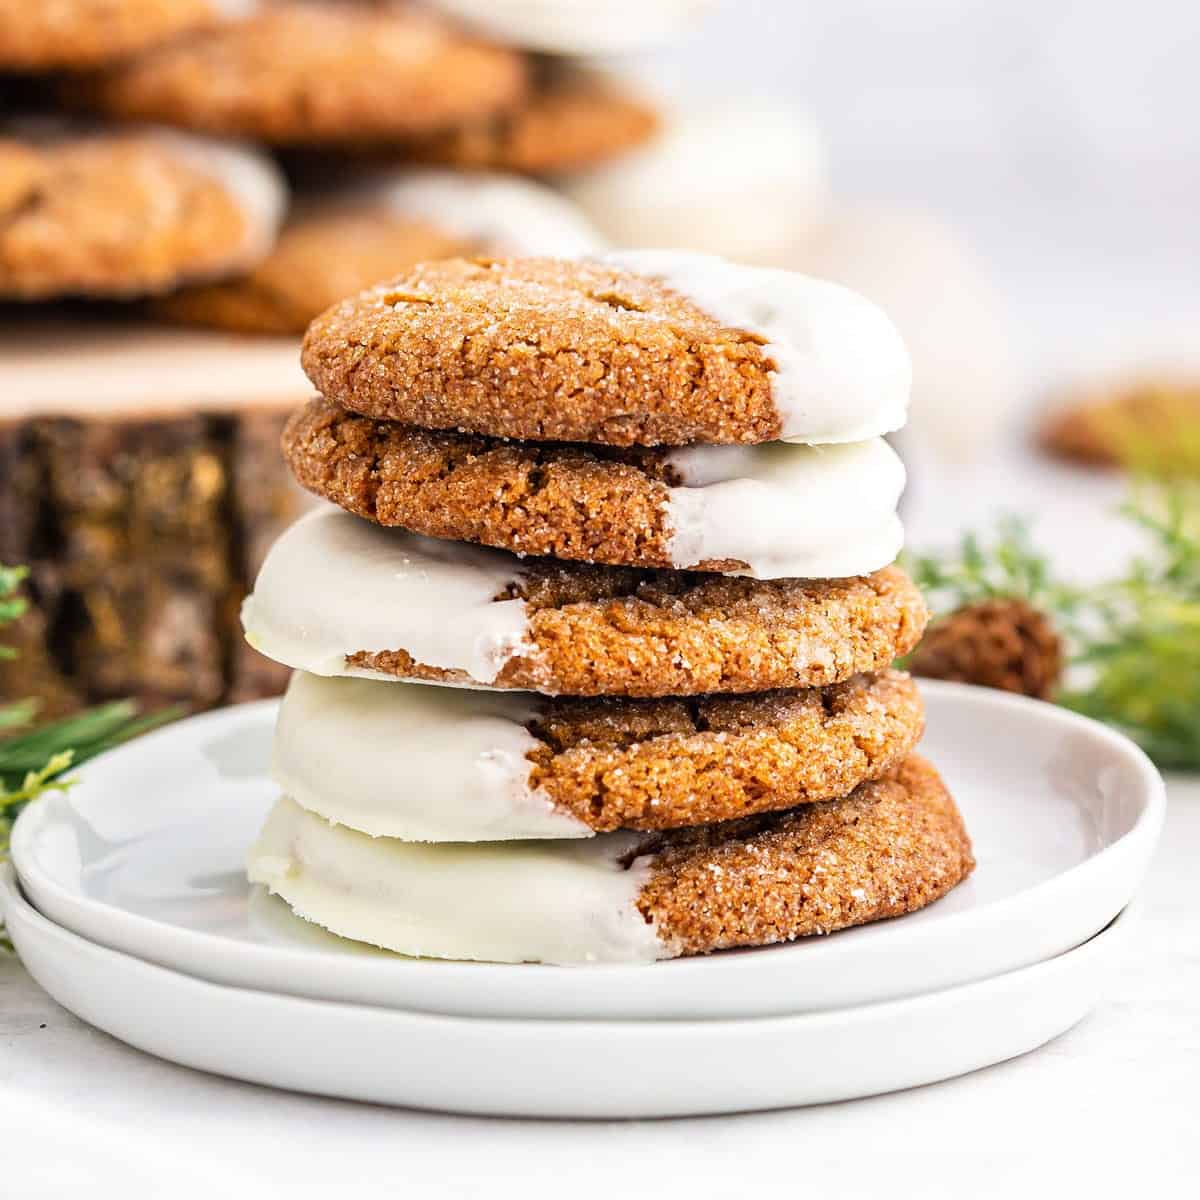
[
  {"left": 301, "top": 253, "right": 911, "bottom": 448},
  {"left": 271, "top": 668, "right": 925, "bottom": 840},
  {"left": 248, "top": 756, "right": 974, "bottom": 963},
  {"left": 283, "top": 396, "right": 905, "bottom": 577},
  {"left": 0, "top": 121, "right": 285, "bottom": 300},
  {"left": 241, "top": 508, "right": 929, "bottom": 696}
]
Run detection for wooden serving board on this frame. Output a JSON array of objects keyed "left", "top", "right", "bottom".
[{"left": 0, "top": 313, "right": 313, "bottom": 716}]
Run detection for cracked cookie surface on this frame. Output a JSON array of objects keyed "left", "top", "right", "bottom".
[
  {"left": 251, "top": 751, "right": 972, "bottom": 961},
  {"left": 301, "top": 255, "right": 785, "bottom": 446},
  {"left": 637, "top": 754, "right": 974, "bottom": 954},
  {"left": 347, "top": 560, "right": 927, "bottom": 696},
  {"left": 527, "top": 670, "right": 924, "bottom": 831},
  {"left": 68, "top": 1, "right": 528, "bottom": 145},
  {"left": 283, "top": 396, "right": 741, "bottom": 569}
]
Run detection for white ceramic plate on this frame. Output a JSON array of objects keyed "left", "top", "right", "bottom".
[
  {"left": 11, "top": 682, "right": 1163, "bottom": 1020},
  {"left": 1, "top": 866, "right": 1135, "bottom": 1118}
]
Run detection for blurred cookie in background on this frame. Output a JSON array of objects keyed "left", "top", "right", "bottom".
[
  {"left": 0, "top": 315, "right": 311, "bottom": 717},
  {"left": 155, "top": 169, "right": 604, "bottom": 334},
  {"left": 563, "top": 101, "right": 830, "bottom": 266},
  {"left": 1039, "top": 377, "right": 1200, "bottom": 473},
  {"left": 65, "top": 0, "right": 528, "bottom": 145},
  {"left": 0, "top": 120, "right": 286, "bottom": 300},
  {"left": 0, "top": 0, "right": 225, "bottom": 71},
  {"left": 791, "top": 210, "right": 1019, "bottom": 463},
  {"left": 398, "top": 64, "right": 659, "bottom": 176},
  {"left": 421, "top": 0, "right": 718, "bottom": 56}
]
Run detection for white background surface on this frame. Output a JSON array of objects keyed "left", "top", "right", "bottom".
[
  {"left": 0, "top": 783, "right": 1194, "bottom": 1196},
  {"left": 2, "top": 0, "right": 1198, "bottom": 1192},
  {"left": 640, "top": 0, "right": 1200, "bottom": 383}
]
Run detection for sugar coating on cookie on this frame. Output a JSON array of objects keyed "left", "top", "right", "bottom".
[
  {"left": 273, "top": 669, "right": 924, "bottom": 840},
  {"left": 423, "top": 0, "right": 716, "bottom": 55},
  {"left": 284, "top": 398, "right": 904, "bottom": 577},
  {"left": 68, "top": 1, "right": 529, "bottom": 145},
  {"left": 248, "top": 755, "right": 973, "bottom": 964},
  {"left": 638, "top": 755, "right": 974, "bottom": 956},
  {"left": 157, "top": 170, "right": 601, "bottom": 334},
  {"left": 300, "top": 255, "right": 910, "bottom": 447},
  {"left": 242, "top": 508, "right": 929, "bottom": 696},
  {"left": 0, "top": 122, "right": 286, "bottom": 299},
  {"left": 0, "top": 0, "right": 221, "bottom": 70}
]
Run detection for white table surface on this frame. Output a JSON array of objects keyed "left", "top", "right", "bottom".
[{"left": 1, "top": 776, "right": 1194, "bottom": 1198}]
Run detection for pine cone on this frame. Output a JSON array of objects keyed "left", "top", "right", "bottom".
[{"left": 909, "top": 598, "right": 1063, "bottom": 700}]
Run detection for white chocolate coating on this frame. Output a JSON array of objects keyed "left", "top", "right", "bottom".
[
  {"left": 273, "top": 673, "right": 588, "bottom": 842},
  {"left": 362, "top": 169, "right": 604, "bottom": 258},
  {"left": 248, "top": 795, "right": 663, "bottom": 964},
  {"left": 662, "top": 438, "right": 905, "bottom": 578},
  {"left": 422, "top": 0, "right": 716, "bottom": 55},
  {"left": 602, "top": 250, "right": 911, "bottom": 445},
  {"left": 241, "top": 507, "right": 531, "bottom": 686}
]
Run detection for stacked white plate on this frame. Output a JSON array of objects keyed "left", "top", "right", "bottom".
[{"left": 5, "top": 681, "right": 1164, "bottom": 1117}]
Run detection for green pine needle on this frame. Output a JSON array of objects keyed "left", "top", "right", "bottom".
[
  {"left": 0, "top": 564, "right": 179, "bottom": 949},
  {"left": 908, "top": 480, "right": 1200, "bottom": 770}
]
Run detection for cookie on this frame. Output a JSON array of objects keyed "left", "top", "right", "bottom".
[
  {"left": 155, "top": 170, "right": 603, "bottom": 334},
  {"left": 400, "top": 66, "right": 659, "bottom": 175},
  {"left": 300, "top": 253, "right": 911, "bottom": 447},
  {"left": 0, "top": 0, "right": 218, "bottom": 71},
  {"left": 283, "top": 397, "right": 905, "bottom": 578},
  {"left": 1038, "top": 378, "right": 1200, "bottom": 472},
  {"left": 242, "top": 507, "right": 928, "bottom": 697},
  {"left": 248, "top": 754, "right": 972, "bottom": 963},
  {"left": 422, "top": 0, "right": 716, "bottom": 55},
  {"left": 0, "top": 123, "right": 286, "bottom": 300},
  {"left": 67, "top": 1, "right": 529, "bottom": 146},
  {"left": 273, "top": 668, "right": 924, "bottom": 840}
]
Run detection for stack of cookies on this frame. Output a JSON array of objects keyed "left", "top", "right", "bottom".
[
  {"left": 2, "top": 1, "right": 655, "bottom": 714},
  {"left": 240, "top": 253, "right": 974, "bottom": 965}
]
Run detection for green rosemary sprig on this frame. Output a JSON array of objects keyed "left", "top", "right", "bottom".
[
  {"left": 1, "top": 564, "right": 178, "bottom": 946},
  {"left": 1057, "top": 482, "right": 1200, "bottom": 768},
  {"left": 907, "top": 516, "right": 1082, "bottom": 617},
  {"left": 908, "top": 481, "right": 1200, "bottom": 770}
]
